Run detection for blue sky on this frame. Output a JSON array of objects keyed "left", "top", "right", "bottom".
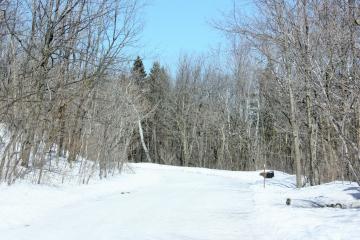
[{"left": 137, "top": 0, "right": 237, "bottom": 74}]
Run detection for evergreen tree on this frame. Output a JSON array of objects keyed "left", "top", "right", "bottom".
[
  {"left": 147, "top": 62, "right": 170, "bottom": 163},
  {"left": 149, "top": 62, "right": 171, "bottom": 113},
  {"left": 129, "top": 56, "right": 153, "bottom": 163},
  {"left": 148, "top": 62, "right": 167, "bottom": 103},
  {"left": 131, "top": 56, "right": 146, "bottom": 84}
]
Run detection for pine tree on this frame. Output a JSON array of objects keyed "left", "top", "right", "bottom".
[
  {"left": 147, "top": 62, "right": 170, "bottom": 163},
  {"left": 148, "top": 62, "right": 161, "bottom": 103},
  {"left": 129, "top": 56, "right": 149, "bottom": 163},
  {"left": 148, "top": 61, "right": 170, "bottom": 109},
  {"left": 131, "top": 56, "right": 146, "bottom": 84}
]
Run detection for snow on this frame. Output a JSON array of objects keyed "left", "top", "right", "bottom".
[{"left": 0, "top": 163, "right": 359, "bottom": 240}]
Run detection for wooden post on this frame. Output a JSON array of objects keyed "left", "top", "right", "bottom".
[{"left": 263, "top": 164, "right": 266, "bottom": 188}]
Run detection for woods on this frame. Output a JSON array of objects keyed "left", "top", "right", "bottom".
[
  {"left": 0, "top": 0, "right": 359, "bottom": 187},
  {"left": 0, "top": 0, "right": 144, "bottom": 183},
  {"left": 128, "top": 0, "right": 360, "bottom": 187},
  {"left": 218, "top": 0, "right": 360, "bottom": 186}
]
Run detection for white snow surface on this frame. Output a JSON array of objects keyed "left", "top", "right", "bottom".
[{"left": 0, "top": 163, "right": 359, "bottom": 240}]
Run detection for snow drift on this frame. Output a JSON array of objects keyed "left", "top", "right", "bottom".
[{"left": 1, "top": 163, "right": 359, "bottom": 240}]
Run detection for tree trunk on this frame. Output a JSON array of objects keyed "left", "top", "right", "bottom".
[
  {"left": 288, "top": 80, "right": 302, "bottom": 188},
  {"left": 138, "top": 120, "right": 152, "bottom": 163}
]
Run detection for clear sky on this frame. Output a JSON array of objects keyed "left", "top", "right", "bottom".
[{"left": 137, "top": 0, "right": 237, "bottom": 74}]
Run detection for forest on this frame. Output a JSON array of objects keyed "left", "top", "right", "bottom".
[{"left": 0, "top": 0, "right": 359, "bottom": 188}]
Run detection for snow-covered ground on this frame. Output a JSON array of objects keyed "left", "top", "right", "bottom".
[{"left": 0, "top": 163, "right": 359, "bottom": 240}]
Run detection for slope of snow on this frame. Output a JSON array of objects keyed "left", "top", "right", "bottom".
[{"left": 0, "top": 163, "right": 359, "bottom": 240}]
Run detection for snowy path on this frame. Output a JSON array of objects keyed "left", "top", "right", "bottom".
[{"left": 1, "top": 163, "right": 360, "bottom": 240}]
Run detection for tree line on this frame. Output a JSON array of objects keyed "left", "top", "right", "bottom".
[
  {"left": 129, "top": 0, "right": 360, "bottom": 188},
  {"left": 0, "top": 0, "right": 359, "bottom": 187}
]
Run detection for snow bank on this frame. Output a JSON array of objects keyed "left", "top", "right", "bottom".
[{"left": 0, "top": 163, "right": 359, "bottom": 240}]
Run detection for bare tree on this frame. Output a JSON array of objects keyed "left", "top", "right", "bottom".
[{"left": 0, "top": 0, "right": 144, "bottom": 184}]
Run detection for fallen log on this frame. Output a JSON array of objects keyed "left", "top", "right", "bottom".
[{"left": 285, "top": 198, "right": 344, "bottom": 208}]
